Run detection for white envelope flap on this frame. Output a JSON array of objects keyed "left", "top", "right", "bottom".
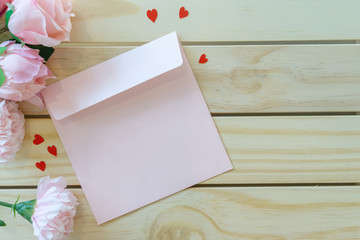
[{"left": 41, "top": 32, "right": 183, "bottom": 120}]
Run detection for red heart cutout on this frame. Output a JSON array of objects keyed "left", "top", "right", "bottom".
[
  {"left": 47, "top": 145, "right": 57, "bottom": 157},
  {"left": 179, "top": 6, "right": 189, "bottom": 19},
  {"left": 33, "top": 134, "right": 44, "bottom": 145},
  {"left": 147, "top": 9, "right": 158, "bottom": 23},
  {"left": 36, "top": 161, "right": 46, "bottom": 171},
  {"left": 199, "top": 54, "right": 208, "bottom": 64}
]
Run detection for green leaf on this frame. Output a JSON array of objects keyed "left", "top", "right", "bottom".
[
  {"left": 0, "top": 67, "right": 6, "bottom": 88},
  {"left": 0, "top": 47, "right": 7, "bottom": 55},
  {"left": 10, "top": 33, "right": 23, "bottom": 46},
  {"left": 15, "top": 199, "right": 36, "bottom": 224},
  {"left": 5, "top": 9, "right": 13, "bottom": 27},
  {"left": 26, "top": 44, "right": 55, "bottom": 62},
  {"left": 0, "top": 220, "right": 6, "bottom": 226}
]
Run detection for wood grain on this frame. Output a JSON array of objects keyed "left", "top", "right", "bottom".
[
  {"left": 1, "top": 187, "right": 359, "bottom": 239},
  {"left": 1, "top": 0, "right": 359, "bottom": 237},
  {"left": 2, "top": 116, "right": 360, "bottom": 186},
  {"left": 65, "top": 0, "right": 360, "bottom": 42},
  {"left": 19, "top": 44, "right": 360, "bottom": 115},
  {"left": 3, "top": 1, "right": 360, "bottom": 42}
]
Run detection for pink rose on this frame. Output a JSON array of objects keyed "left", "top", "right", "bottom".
[
  {"left": 0, "top": 0, "right": 11, "bottom": 16},
  {"left": 8, "top": 0, "right": 74, "bottom": 47},
  {"left": 0, "top": 41, "right": 54, "bottom": 102},
  {"left": 32, "top": 176, "right": 79, "bottom": 240},
  {"left": 0, "top": 99, "right": 25, "bottom": 163}
]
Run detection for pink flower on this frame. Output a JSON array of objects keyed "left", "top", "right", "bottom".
[
  {"left": 0, "top": 99, "right": 25, "bottom": 163},
  {"left": 8, "top": 0, "right": 74, "bottom": 47},
  {"left": 0, "top": 41, "right": 54, "bottom": 102},
  {"left": 32, "top": 176, "right": 79, "bottom": 240},
  {"left": 0, "top": 0, "right": 11, "bottom": 16}
]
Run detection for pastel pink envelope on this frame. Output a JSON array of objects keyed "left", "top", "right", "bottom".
[{"left": 41, "top": 32, "right": 233, "bottom": 225}]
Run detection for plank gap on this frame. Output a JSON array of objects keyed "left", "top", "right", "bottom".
[
  {"left": 24, "top": 112, "right": 360, "bottom": 119},
  {"left": 1, "top": 183, "right": 358, "bottom": 190},
  {"left": 211, "top": 112, "right": 360, "bottom": 117},
  {"left": 57, "top": 40, "right": 357, "bottom": 47},
  {"left": 193, "top": 183, "right": 360, "bottom": 188},
  {"left": 24, "top": 115, "right": 52, "bottom": 119}
]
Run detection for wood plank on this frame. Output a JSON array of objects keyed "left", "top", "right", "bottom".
[
  {"left": 19, "top": 44, "right": 360, "bottom": 115},
  {"left": 1, "top": 116, "right": 360, "bottom": 186},
  {"left": 3, "top": 0, "right": 360, "bottom": 43},
  {"left": 68, "top": 0, "right": 360, "bottom": 42},
  {"left": 1, "top": 187, "right": 359, "bottom": 239}
]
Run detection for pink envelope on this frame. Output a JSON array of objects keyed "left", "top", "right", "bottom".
[{"left": 41, "top": 32, "right": 233, "bottom": 225}]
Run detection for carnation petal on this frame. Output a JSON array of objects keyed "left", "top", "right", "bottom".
[
  {"left": 0, "top": 100, "right": 25, "bottom": 163},
  {"left": 32, "top": 176, "right": 78, "bottom": 240}
]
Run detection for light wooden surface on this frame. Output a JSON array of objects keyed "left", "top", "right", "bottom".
[
  {"left": 2, "top": 0, "right": 360, "bottom": 239},
  {"left": 1, "top": 187, "right": 360, "bottom": 240},
  {"left": 69, "top": 0, "right": 360, "bottom": 42},
  {"left": 1, "top": 116, "right": 360, "bottom": 186},
  {"left": 19, "top": 44, "right": 360, "bottom": 115}
]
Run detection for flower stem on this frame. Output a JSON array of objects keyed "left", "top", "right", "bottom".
[
  {"left": 0, "top": 201, "right": 13, "bottom": 208},
  {"left": 0, "top": 26, "right": 8, "bottom": 35}
]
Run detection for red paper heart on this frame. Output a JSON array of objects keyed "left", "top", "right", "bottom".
[
  {"left": 33, "top": 134, "right": 44, "bottom": 145},
  {"left": 199, "top": 54, "right": 208, "bottom": 64},
  {"left": 147, "top": 9, "right": 158, "bottom": 23},
  {"left": 179, "top": 7, "right": 189, "bottom": 19},
  {"left": 36, "top": 161, "right": 46, "bottom": 171},
  {"left": 47, "top": 145, "right": 57, "bottom": 157}
]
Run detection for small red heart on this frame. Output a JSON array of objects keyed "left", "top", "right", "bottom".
[
  {"left": 33, "top": 134, "right": 44, "bottom": 145},
  {"left": 36, "top": 161, "right": 46, "bottom": 171},
  {"left": 179, "top": 7, "right": 189, "bottom": 19},
  {"left": 147, "top": 9, "right": 158, "bottom": 23},
  {"left": 47, "top": 145, "right": 57, "bottom": 157},
  {"left": 199, "top": 54, "right": 208, "bottom": 64}
]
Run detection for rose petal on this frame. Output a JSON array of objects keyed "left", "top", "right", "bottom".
[
  {"left": 9, "top": 0, "right": 74, "bottom": 47},
  {"left": 0, "top": 42, "right": 52, "bottom": 102}
]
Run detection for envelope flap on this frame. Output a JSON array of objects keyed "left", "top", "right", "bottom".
[{"left": 41, "top": 32, "right": 183, "bottom": 120}]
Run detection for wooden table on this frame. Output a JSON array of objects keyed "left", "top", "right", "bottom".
[{"left": 2, "top": 0, "right": 360, "bottom": 239}]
